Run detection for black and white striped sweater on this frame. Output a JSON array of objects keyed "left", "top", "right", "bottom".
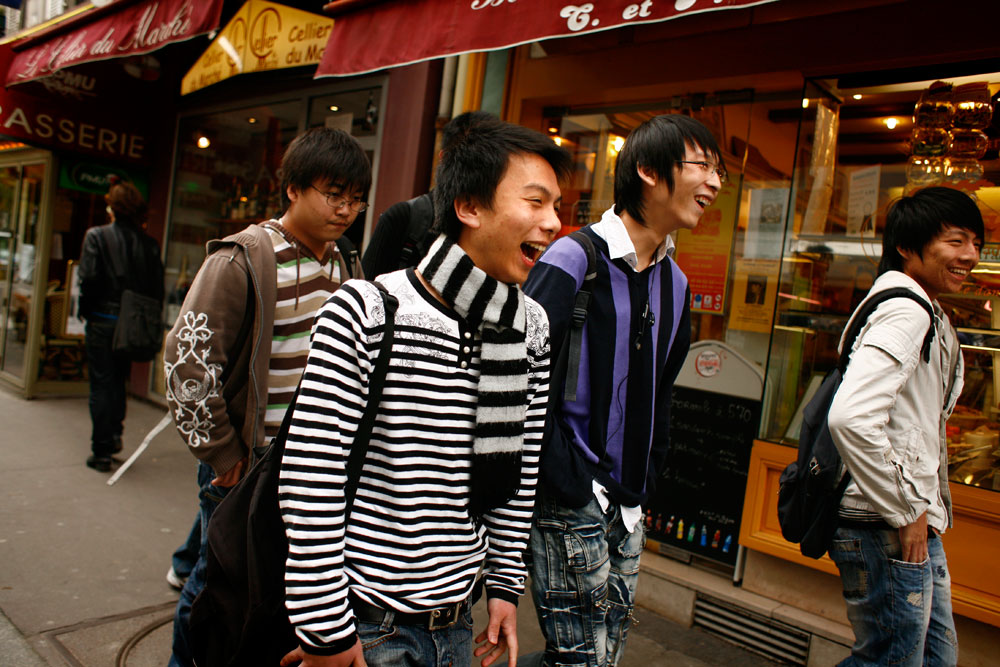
[{"left": 278, "top": 269, "right": 549, "bottom": 654}]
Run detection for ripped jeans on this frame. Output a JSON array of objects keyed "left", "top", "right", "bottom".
[
  {"left": 829, "top": 526, "right": 958, "bottom": 667},
  {"left": 529, "top": 489, "right": 645, "bottom": 667}
]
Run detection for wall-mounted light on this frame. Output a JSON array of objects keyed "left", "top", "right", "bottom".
[
  {"left": 852, "top": 94, "right": 863, "bottom": 100},
  {"left": 801, "top": 98, "right": 810, "bottom": 109},
  {"left": 552, "top": 136, "right": 563, "bottom": 147},
  {"left": 884, "top": 117, "right": 898, "bottom": 130},
  {"left": 196, "top": 135, "right": 211, "bottom": 149},
  {"left": 329, "top": 105, "right": 339, "bottom": 111},
  {"left": 547, "top": 125, "right": 559, "bottom": 134},
  {"left": 247, "top": 117, "right": 257, "bottom": 124},
  {"left": 611, "top": 135, "right": 625, "bottom": 153}
]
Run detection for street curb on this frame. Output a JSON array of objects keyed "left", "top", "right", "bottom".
[{"left": 0, "top": 608, "right": 48, "bottom": 667}]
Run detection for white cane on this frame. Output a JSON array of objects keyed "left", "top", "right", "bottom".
[{"left": 107, "top": 413, "right": 174, "bottom": 486}]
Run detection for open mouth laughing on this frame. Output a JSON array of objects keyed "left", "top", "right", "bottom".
[
  {"left": 695, "top": 194, "right": 714, "bottom": 210},
  {"left": 521, "top": 241, "right": 547, "bottom": 264}
]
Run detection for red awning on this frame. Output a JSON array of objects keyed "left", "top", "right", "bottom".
[
  {"left": 317, "top": 0, "right": 779, "bottom": 77},
  {"left": 6, "top": 0, "right": 224, "bottom": 86}
]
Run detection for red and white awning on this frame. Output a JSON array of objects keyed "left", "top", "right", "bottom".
[
  {"left": 7, "top": 0, "right": 224, "bottom": 85},
  {"left": 317, "top": 0, "right": 779, "bottom": 77}
]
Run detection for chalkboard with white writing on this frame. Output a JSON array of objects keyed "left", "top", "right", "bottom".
[{"left": 644, "top": 386, "right": 761, "bottom": 567}]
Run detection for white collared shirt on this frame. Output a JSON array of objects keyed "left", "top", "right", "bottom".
[{"left": 590, "top": 206, "right": 674, "bottom": 272}]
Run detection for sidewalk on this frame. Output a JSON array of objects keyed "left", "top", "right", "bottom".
[{"left": 0, "top": 387, "right": 774, "bottom": 666}]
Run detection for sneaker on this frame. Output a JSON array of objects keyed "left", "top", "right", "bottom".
[
  {"left": 86, "top": 455, "right": 113, "bottom": 473},
  {"left": 166, "top": 567, "right": 187, "bottom": 591}
]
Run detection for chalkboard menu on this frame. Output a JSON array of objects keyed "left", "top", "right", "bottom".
[{"left": 644, "top": 386, "right": 761, "bottom": 566}]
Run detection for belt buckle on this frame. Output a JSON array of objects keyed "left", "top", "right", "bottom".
[{"left": 427, "top": 602, "right": 461, "bottom": 630}]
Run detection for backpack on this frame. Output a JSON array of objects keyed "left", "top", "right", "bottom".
[
  {"left": 398, "top": 193, "right": 435, "bottom": 270},
  {"left": 189, "top": 282, "right": 398, "bottom": 667},
  {"left": 361, "top": 193, "right": 436, "bottom": 277},
  {"left": 776, "top": 287, "right": 935, "bottom": 559},
  {"left": 99, "top": 225, "right": 165, "bottom": 362}
]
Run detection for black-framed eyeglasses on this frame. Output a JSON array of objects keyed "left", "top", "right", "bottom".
[
  {"left": 677, "top": 160, "right": 728, "bottom": 184},
  {"left": 311, "top": 185, "right": 369, "bottom": 212}
]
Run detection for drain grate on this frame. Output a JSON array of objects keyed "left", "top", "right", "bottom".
[{"left": 693, "top": 595, "right": 810, "bottom": 665}]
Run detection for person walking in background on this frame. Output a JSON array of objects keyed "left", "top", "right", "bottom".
[
  {"left": 77, "top": 177, "right": 163, "bottom": 473},
  {"left": 523, "top": 115, "right": 723, "bottom": 667},
  {"left": 827, "top": 187, "right": 982, "bottom": 666},
  {"left": 163, "top": 128, "right": 370, "bottom": 667},
  {"left": 277, "top": 114, "right": 570, "bottom": 667}
]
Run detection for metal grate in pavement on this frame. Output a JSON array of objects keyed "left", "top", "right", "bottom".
[{"left": 693, "top": 594, "right": 810, "bottom": 665}]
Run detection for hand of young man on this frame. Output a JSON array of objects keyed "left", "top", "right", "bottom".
[
  {"left": 280, "top": 639, "right": 367, "bottom": 667},
  {"left": 899, "top": 511, "right": 928, "bottom": 563},
  {"left": 473, "top": 598, "right": 518, "bottom": 667},
  {"left": 211, "top": 456, "right": 247, "bottom": 487}
]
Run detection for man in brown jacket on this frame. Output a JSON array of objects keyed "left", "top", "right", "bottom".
[{"left": 163, "top": 128, "right": 370, "bottom": 667}]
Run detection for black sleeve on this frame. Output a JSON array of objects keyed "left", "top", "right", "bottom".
[
  {"left": 77, "top": 228, "right": 104, "bottom": 317},
  {"left": 362, "top": 200, "right": 412, "bottom": 279}
]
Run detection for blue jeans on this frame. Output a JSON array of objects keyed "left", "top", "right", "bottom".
[
  {"left": 169, "top": 462, "right": 230, "bottom": 667},
  {"left": 529, "top": 490, "right": 645, "bottom": 667},
  {"left": 171, "top": 513, "right": 201, "bottom": 579},
  {"left": 85, "top": 319, "right": 130, "bottom": 458},
  {"left": 358, "top": 608, "right": 474, "bottom": 667},
  {"left": 829, "top": 526, "right": 958, "bottom": 667}
]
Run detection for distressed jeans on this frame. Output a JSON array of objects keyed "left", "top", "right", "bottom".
[
  {"left": 829, "top": 526, "right": 958, "bottom": 667},
  {"left": 169, "top": 462, "right": 230, "bottom": 667},
  {"left": 357, "top": 608, "right": 474, "bottom": 667},
  {"left": 529, "top": 490, "right": 645, "bottom": 667}
]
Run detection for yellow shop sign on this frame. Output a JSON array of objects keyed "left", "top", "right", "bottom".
[{"left": 182, "top": 0, "right": 333, "bottom": 95}]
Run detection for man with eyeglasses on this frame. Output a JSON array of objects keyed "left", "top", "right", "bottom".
[
  {"left": 522, "top": 114, "right": 723, "bottom": 667},
  {"left": 163, "top": 127, "right": 370, "bottom": 667}
]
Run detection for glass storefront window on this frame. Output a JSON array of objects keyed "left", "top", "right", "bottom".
[{"left": 760, "top": 75, "right": 1000, "bottom": 492}]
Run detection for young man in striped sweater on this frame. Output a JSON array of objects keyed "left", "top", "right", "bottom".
[
  {"left": 277, "top": 114, "right": 570, "bottom": 667},
  {"left": 522, "top": 115, "right": 724, "bottom": 667},
  {"left": 164, "top": 128, "right": 369, "bottom": 667}
]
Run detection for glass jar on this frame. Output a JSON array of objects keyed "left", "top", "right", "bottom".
[
  {"left": 952, "top": 82, "right": 993, "bottom": 129},
  {"left": 949, "top": 128, "right": 989, "bottom": 159},
  {"left": 945, "top": 158, "right": 985, "bottom": 183},
  {"left": 911, "top": 127, "right": 950, "bottom": 156},
  {"left": 906, "top": 156, "right": 945, "bottom": 185},
  {"left": 913, "top": 82, "right": 954, "bottom": 128}
]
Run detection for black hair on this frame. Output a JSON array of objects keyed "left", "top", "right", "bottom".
[
  {"left": 614, "top": 114, "right": 723, "bottom": 224},
  {"left": 279, "top": 128, "right": 371, "bottom": 208},
  {"left": 433, "top": 112, "right": 572, "bottom": 240},
  {"left": 878, "top": 186, "right": 984, "bottom": 275}
]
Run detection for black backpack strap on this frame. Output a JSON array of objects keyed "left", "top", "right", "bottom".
[
  {"left": 343, "top": 281, "right": 398, "bottom": 516},
  {"left": 335, "top": 235, "right": 359, "bottom": 279},
  {"left": 838, "top": 287, "right": 936, "bottom": 372},
  {"left": 562, "top": 230, "right": 597, "bottom": 403},
  {"left": 399, "top": 193, "right": 435, "bottom": 269}
]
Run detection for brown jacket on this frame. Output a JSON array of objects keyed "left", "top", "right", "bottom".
[{"left": 164, "top": 223, "right": 360, "bottom": 475}]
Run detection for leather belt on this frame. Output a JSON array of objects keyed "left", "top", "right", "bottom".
[{"left": 350, "top": 594, "right": 470, "bottom": 631}]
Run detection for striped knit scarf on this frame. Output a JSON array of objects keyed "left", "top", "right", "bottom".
[{"left": 418, "top": 235, "right": 527, "bottom": 513}]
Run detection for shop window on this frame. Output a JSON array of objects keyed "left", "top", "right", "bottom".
[{"left": 761, "top": 75, "right": 1000, "bottom": 492}]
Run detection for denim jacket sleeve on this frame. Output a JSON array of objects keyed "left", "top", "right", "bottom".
[{"left": 827, "top": 299, "right": 934, "bottom": 527}]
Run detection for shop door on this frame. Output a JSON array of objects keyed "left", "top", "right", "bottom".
[{"left": 0, "top": 161, "right": 47, "bottom": 386}]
